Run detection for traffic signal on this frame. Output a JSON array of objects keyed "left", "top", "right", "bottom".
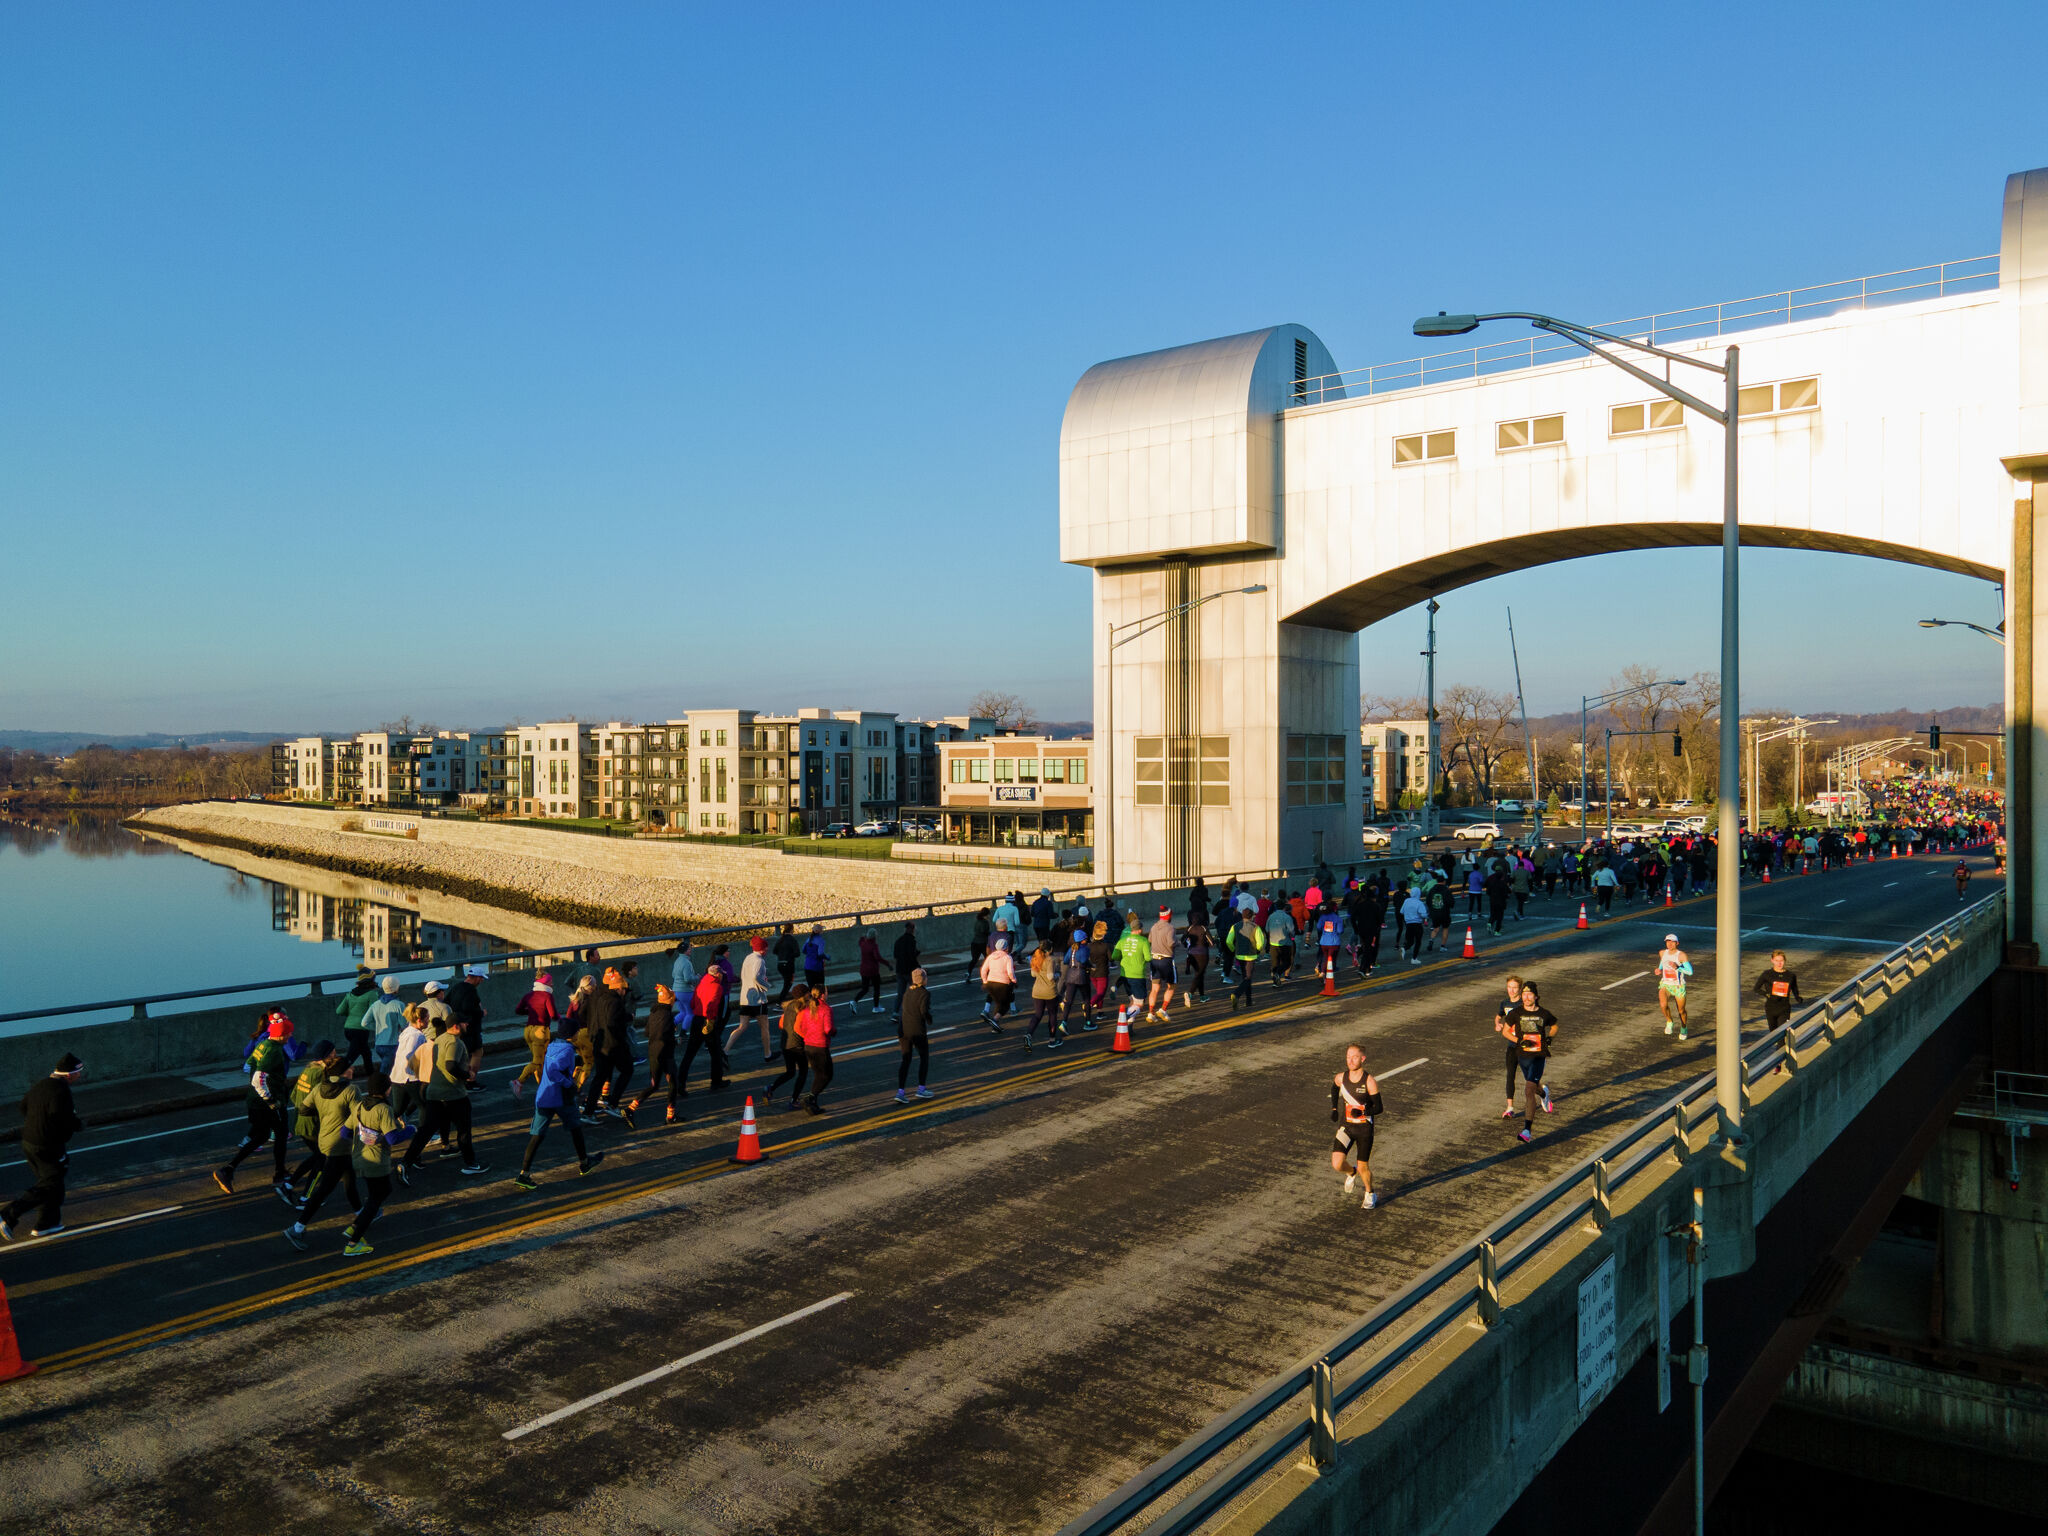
[
  {"left": 1929, "top": 721, "right": 1941, "bottom": 750},
  {"left": 1673, "top": 732, "right": 1683, "bottom": 757}
]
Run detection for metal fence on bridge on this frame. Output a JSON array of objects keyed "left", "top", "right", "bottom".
[{"left": 1058, "top": 890, "right": 2006, "bottom": 1536}]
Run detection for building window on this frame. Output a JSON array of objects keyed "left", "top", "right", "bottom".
[
  {"left": 1286, "top": 735, "right": 1348, "bottom": 808},
  {"left": 1610, "top": 399, "right": 1684, "bottom": 436},
  {"left": 1496, "top": 414, "right": 1564, "bottom": 452},
  {"left": 1293, "top": 336, "right": 1309, "bottom": 402},
  {"left": 1393, "top": 430, "right": 1456, "bottom": 465},
  {"left": 949, "top": 759, "right": 968, "bottom": 783},
  {"left": 1738, "top": 376, "right": 1819, "bottom": 417},
  {"left": 1016, "top": 758, "right": 1038, "bottom": 783},
  {"left": 717, "top": 813, "right": 728, "bottom": 829},
  {"left": 1133, "top": 738, "right": 1163, "bottom": 805},
  {"left": 715, "top": 729, "right": 727, "bottom": 747},
  {"left": 993, "top": 759, "right": 1014, "bottom": 783},
  {"left": 700, "top": 812, "right": 710, "bottom": 827},
  {"left": 1069, "top": 757, "right": 1087, "bottom": 785},
  {"left": 808, "top": 730, "right": 817, "bottom": 746},
  {"left": 969, "top": 759, "right": 990, "bottom": 783},
  {"left": 1198, "top": 736, "right": 1230, "bottom": 806},
  {"left": 716, "top": 759, "right": 728, "bottom": 800},
  {"left": 1042, "top": 758, "right": 1064, "bottom": 783}
]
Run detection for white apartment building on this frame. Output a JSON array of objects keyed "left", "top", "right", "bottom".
[
  {"left": 508, "top": 722, "right": 593, "bottom": 818},
  {"left": 352, "top": 731, "right": 409, "bottom": 805},
  {"left": 280, "top": 736, "right": 333, "bottom": 801}
]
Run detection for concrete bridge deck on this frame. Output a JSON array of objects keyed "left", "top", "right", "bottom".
[{"left": 0, "top": 853, "right": 1989, "bottom": 1535}]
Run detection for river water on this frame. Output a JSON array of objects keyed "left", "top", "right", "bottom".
[{"left": 0, "top": 813, "right": 539, "bottom": 1032}]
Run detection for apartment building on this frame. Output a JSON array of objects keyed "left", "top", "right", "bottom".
[
  {"left": 1362, "top": 719, "right": 1438, "bottom": 812},
  {"left": 273, "top": 736, "right": 335, "bottom": 801},
  {"left": 507, "top": 722, "right": 594, "bottom": 818},
  {"left": 415, "top": 731, "right": 484, "bottom": 804},
  {"left": 898, "top": 715, "right": 994, "bottom": 809}
]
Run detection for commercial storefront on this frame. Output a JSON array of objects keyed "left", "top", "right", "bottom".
[{"left": 927, "top": 736, "right": 1093, "bottom": 848}]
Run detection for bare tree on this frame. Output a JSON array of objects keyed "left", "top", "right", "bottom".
[
  {"left": 1669, "top": 672, "right": 1721, "bottom": 801},
  {"left": 1360, "top": 692, "right": 1428, "bottom": 724},
  {"left": 1437, "top": 684, "right": 1521, "bottom": 801},
  {"left": 968, "top": 690, "right": 1036, "bottom": 731}
]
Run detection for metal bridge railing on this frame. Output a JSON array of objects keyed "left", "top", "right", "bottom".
[
  {"left": 1057, "top": 890, "right": 2005, "bottom": 1536},
  {"left": 0, "top": 860, "right": 1391, "bottom": 1031},
  {"left": 1288, "top": 255, "right": 1999, "bottom": 407}
]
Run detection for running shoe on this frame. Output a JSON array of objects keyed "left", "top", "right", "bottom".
[
  {"left": 665, "top": 1105, "right": 679, "bottom": 1125},
  {"left": 1517, "top": 1128, "right": 1533, "bottom": 1144},
  {"left": 1541, "top": 1086, "right": 1554, "bottom": 1114},
  {"left": 513, "top": 1172, "right": 539, "bottom": 1191},
  {"left": 282, "top": 1226, "right": 307, "bottom": 1250},
  {"left": 212, "top": 1168, "right": 234, "bottom": 1196},
  {"left": 393, "top": 1164, "right": 412, "bottom": 1189},
  {"left": 1664, "top": 1021, "right": 1674, "bottom": 1035},
  {"left": 803, "top": 1096, "right": 823, "bottom": 1116},
  {"left": 1156, "top": 1008, "right": 1170, "bottom": 1024},
  {"left": 0, "top": 1219, "right": 11, "bottom": 1241},
  {"left": 29, "top": 1225, "right": 63, "bottom": 1238},
  {"left": 1362, "top": 1191, "right": 1377, "bottom": 1210},
  {"left": 618, "top": 1104, "right": 637, "bottom": 1131},
  {"left": 276, "top": 1184, "right": 302, "bottom": 1211},
  {"left": 1678, "top": 1029, "right": 1688, "bottom": 1041},
  {"left": 914, "top": 1085, "right": 934, "bottom": 1099},
  {"left": 1501, "top": 1105, "right": 1516, "bottom": 1118},
  {"left": 579, "top": 1154, "right": 604, "bottom": 1177},
  {"left": 1046, "top": 1037, "right": 1063, "bottom": 1050},
  {"left": 459, "top": 1162, "right": 491, "bottom": 1176},
  {"left": 342, "top": 1239, "right": 374, "bottom": 1258},
  {"left": 893, "top": 1089, "right": 910, "bottom": 1104},
  {"left": 1082, "top": 1021, "right": 1098, "bottom": 1032},
  {"left": 1343, "top": 1173, "right": 1357, "bottom": 1194}
]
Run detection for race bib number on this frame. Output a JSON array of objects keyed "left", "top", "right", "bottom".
[{"left": 1771, "top": 980, "right": 1790, "bottom": 997}]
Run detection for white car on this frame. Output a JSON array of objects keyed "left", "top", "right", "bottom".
[
  {"left": 1672, "top": 799, "right": 1696, "bottom": 809},
  {"left": 1683, "top": 816, "right": 1708, "bottom": 832},
  {"left": 1494, "top": 800, "right": 1524, "bottom": 815},
  {"left": 1453, "top": 822, "right": 1504, "bottom": 842},
  {"left": 853, "top": 819, "right": 891, "bottom": 836}
]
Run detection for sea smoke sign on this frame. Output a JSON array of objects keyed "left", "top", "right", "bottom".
[
  {"left": 994, "top": 785, "right": 1039, "bottom": 802},
  {"left": 1577, "top": 1254, "right": 1618, "bottom": 1409}
]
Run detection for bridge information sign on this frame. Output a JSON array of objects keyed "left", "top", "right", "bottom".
[{"left": 1577, "top": 1254, "right": 1618, "bottom": 1410}]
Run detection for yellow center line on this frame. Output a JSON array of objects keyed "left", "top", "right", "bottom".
[{"left": 21, "top": 891, "right": 1706, "bottom": 1377}]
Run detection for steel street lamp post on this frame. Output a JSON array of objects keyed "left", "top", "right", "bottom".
[{"left": 1417, "top": 308, "right": 1744, "bottom": 1144}]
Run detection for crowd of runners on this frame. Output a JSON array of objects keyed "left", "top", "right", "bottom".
[{"left": 0, "top": 779, "right": 1999, "bottom": 1251}]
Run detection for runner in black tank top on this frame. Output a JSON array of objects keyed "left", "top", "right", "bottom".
[{"left": 1329, "top": 1043, "right": 1383, "bottom": 1209}]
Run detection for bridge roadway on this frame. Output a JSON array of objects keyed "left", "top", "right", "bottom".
[{"left": 0, "top": 851, "right": 1987, "bottom": 1534}]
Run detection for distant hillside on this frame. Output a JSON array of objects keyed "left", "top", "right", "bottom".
[
  {"left": 1525, "top": 702, "right": 2003, "bottom": 737},
  {"left": 0, "top": 730, "right": 286, "bottom": 754}
]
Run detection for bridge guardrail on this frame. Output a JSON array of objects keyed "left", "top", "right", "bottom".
[
  {"left": 0, "top": 860, "right": 1394, "bottom": 1030},
  {"left": 1057, "top": 890, "right": 2006, "bottom": 1536}
]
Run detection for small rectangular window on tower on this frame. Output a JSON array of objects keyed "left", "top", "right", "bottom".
[
  {"left": 1496, "top": 414, "right": 1565, "bottom": 453},
  {"left": 1394, "top": 431, "right": 1456, "bottom": 465},
  {"left": 1293, "top": 337, "right": 1309, "bottom": 401}
]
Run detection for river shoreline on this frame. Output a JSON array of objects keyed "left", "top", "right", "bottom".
[{"left": 129, "top": 802, "right": 1094, "bottom": 936}]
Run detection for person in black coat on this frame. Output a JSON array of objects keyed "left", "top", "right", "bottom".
[{"left": 3, "top": 1053, "right": 86, "bottom": 1238}]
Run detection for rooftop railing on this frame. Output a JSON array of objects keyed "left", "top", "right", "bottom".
[
  {"left": 1288, "top": 255, "right": 1999, "bottom": 407},
  {"left": 1057, "top": 888, "right": 2004, "bottom": 1536}
]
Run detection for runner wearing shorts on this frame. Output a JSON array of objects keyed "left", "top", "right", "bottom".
[
  {"left": 1655, "top": 935, "right": 1693, "bottom": 1041},
  {"left": 1493, "top": 975, "right": 1524, "bottom": 1119},
  {"left": 1329, "top": 1043, "right": 1382, "bottom": 1209},
  {"left": 1510, "top": 982, "right": 1558, "bottom": 1143},
  {"left": 1145, "top": 907, "right": 1179, "bottom": 1024}
]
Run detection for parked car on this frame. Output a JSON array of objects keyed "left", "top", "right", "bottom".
[
  {"left": 1453, "top": 822, "right": 1503, "bottom": 842},
  {"left": 1494, "top": 799, "right": 1524, "bottom": 814},
  {"left": 854, "top": 819, "right": 891, "bottom": 836},
  {"left": 1362, "top": 825, "right": 1394, "bottom": 847},
  {"left": 1671, "top": 799, "right": 1696, "bottom": 809},
  {"left": 1683, "top": 816, "right": 1708, "bottom": 832},
  {"left": 824, "top": 822, "right": 854, "bottom": 838}
]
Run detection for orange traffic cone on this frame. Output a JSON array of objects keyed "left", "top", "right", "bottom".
[
  {"left": 1111, "top": 1017, "right": 1134, "bottom": 1054},
  {"left": 1890, "top": 844, "right": 1897, "bottom": 858},
  {"left": 1320, "top": 952, "right": 1339, "bottom": 998},
  {"left": 1576, "top": 903, "right": 1589, "bottom": 930},
  {"left": 729, "top": 1096, "right": 764, "bottom": 1165},
  {"left": 1663, "top": 882, "right": 1674, "bottom": 907},
  {"left": 1762, "top": 864, "right": 1772, "bottom": 883},
  {"left": 1462, "top": 926, "right": 1476, "bottom": 959},
  {"left": 0, "top": 1278, "right": 34, "bottom": 1383}
]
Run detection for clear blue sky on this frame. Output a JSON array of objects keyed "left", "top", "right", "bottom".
[{"left": 1, "top": 3, "right": 2039, "bottom": 734}]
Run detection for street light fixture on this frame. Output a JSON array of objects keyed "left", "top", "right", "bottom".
[
  {"left": 1101, "top": 585, "right": 1267, "bottom": 893},
  {"left": 1417, "top": 306, "right": 1744, "bottom": 1149},
  {"left": 1918, "top": 617, "right": 2006, "bottom": 645}
]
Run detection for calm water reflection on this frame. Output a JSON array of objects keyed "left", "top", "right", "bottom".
[{"left": 0, "top": 813, "right": 542, "bottom": 1029}]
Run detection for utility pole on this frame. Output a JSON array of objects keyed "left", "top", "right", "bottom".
[
  {"left": 1423, "top": 599, "right": 1441, "bottom": 837},
  {"left": 1508, "top": 608, "right": 1538, "bottom": 843}
]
